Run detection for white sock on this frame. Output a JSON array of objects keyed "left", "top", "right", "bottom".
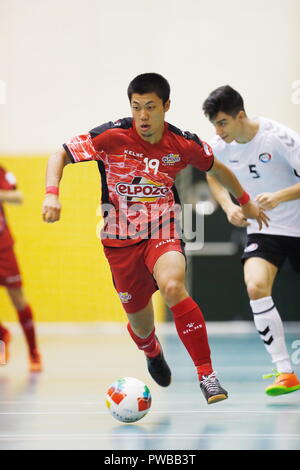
[{"left": 250, "top": 296, "right": 293, "bottom": 374}]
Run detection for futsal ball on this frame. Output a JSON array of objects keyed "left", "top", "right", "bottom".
[{"left": 106, "top": 377, "right": 152, "bottom": 423}]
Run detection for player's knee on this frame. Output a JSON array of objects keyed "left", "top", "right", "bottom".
[
  {"left": 246, "top": 281, "right": 269, "bottom": 300},
  {"left": 160, "top": 278, "right": 184, "bottom": 302}
]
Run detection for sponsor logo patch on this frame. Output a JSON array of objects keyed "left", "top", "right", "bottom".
[
  {"left": 116, "top": 182, "right": 169, "bottom": 198},
  {"left": 119, "top": 292, "right": 132, "bottom": 303},
  {"left": 162, "top": 154, "right": 181, "bottom": 165},
  {"left": 244, "top": 243, "right": 259, "bottom": 253}
]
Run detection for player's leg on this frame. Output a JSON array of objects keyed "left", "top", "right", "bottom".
[
  {"left": 153, "top": 250, "right": 211, "bottom": 376},
  {"left": 0, "top": 316, "right": 11, "bottom": 365},
  {"left": 126, "top": 300, "right": 171, "bottom": 387},
  {"left": 153, "top": 250, "right": 228, "bottom": 404},
  {"left": 6, "top": 287, "right": 42, "bottom": 372},
  {"left": 0, "top": 248, "right": 15, "bottom": 364},
  {"left": 244, "top": 257, "right": 300, "bottom": 395},
  {"left": 104, "top": 243, "right": 171, "bottom": 387},
  {"left": 126, "top": 299, "right": 155, "bottom": 339}
]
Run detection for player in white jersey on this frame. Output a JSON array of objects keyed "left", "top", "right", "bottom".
[{"left": 202, "top": 85, "right": 300, "bottom": 397}]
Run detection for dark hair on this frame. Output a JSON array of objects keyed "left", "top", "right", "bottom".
[
  {"left": 203, "top": 85, "right": 245, "bottom": 121},
  {"left": 127, "top": 73, "right": 170, "bottom": 105}
]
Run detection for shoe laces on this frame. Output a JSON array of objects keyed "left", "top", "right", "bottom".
[
  {"left": 201, "top": 371, "right": 220, "bottom": 392},
  {"left": 262, "top": 369, "right": 280, "bottom": 380}
]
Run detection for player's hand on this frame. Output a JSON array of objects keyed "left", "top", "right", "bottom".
[
  {"left": 42, "top": 194, "right": 61, "bottom": 223},
  {"left": 225, "top": 204, "right": 250, "bottom": 228},
  {"left": 255, "top": 192, "right": 280, "bottom": 210},
  {"left": 240, "top": 200, "right": 270, "bottom": 230}
]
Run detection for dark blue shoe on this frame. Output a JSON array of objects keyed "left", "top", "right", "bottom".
[{"left": 146, "top": 339, "right": 171, "bottom": 387}]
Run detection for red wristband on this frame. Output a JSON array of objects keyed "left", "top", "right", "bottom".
[
  {"left": 236, "top": 191, "right": 250, "bottom": 206},
  {"left": 46, "top": 186, "right": 59, "bottom": 196}
]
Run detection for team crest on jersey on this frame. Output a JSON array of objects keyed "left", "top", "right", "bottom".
[
  {"left": 116, "top": 177, "right": 169, "bottom": 201},
  {"left": 119, "top": 292, "right": 132, "bottom": 303},
  {"left": 259, "top": 153, "right": 272, "bottom": 163},
  {"left": 162, "top": 154, "right": 181, "bottom": 165}
]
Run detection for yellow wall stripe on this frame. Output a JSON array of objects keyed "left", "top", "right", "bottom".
[{"left": 0, "top": 156, "right": 165, "bottom": 322}]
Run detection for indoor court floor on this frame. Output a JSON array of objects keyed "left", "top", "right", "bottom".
[{"left": 0, "top": 322, "right": 299, "bottom": 451}]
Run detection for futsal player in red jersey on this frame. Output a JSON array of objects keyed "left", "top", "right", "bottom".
[
  {"left": 42, "top": 73, "right": 268, "bottom": 404},
  {"left": 0, "top": 166, "right": 42, "bottom": 372}
]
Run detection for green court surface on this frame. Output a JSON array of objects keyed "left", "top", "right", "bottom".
[{"left": 0, "top": 323, "right": 299, "bottom": 450}]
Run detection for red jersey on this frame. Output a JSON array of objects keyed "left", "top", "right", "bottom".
[
  {"left": 63, "top": 118, "right": 214, "bottom": 247},
  {"left": 0, "top": 167, "right": 17, "bottom": 250}
]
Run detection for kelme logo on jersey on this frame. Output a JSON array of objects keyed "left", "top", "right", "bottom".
[
  {"left": 259, "top": 153, "right": 272, "bottom": 163},
  {"left": 124, "top": 149, "right": 144, "bottom": 158},
  {"left": 116, "top": 182, "right": 169, "bottom": 199},
  {"left": 162, "top": 154, "right": 181, "bottom": 165},
  {"left": 118, "top": 292, "right": 132, "bottom": 303}
]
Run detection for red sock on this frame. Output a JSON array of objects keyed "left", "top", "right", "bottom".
[
  {"left": 171, "top": 297, "right": 213, "bottom": 380},
  {"left": 17, "top": 305, "right": 38, "bottom": 355},
  {"left": 127, "top": 323, "right": 161, "bottom": 358}
]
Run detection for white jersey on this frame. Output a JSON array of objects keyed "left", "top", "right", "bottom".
[{"left": 210, "top": 117, "right": 300, "bottom": 237}]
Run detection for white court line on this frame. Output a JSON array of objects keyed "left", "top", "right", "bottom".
[
  {"left": 0, "top": 401, "right": 99, "bottom": 405},
  {"left": 0, "top": 409, "right": 300, "bottom": 415},
  {"left": 0, "top": 433, "right": 299, "bottom": 442}
]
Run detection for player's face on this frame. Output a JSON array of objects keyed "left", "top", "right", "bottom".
[
  {"left": 212, "top": 111, "right": 245, "bottom": 143},
  {"left": 131, "top": 93, "right": 170, "bottom": 144}
]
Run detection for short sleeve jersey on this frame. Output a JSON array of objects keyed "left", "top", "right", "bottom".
[
  {"left": 63, "top": 118, "right": 214, "bottom": 247},
  {"left": 210, "top": 117, "right": 300, "bottom": 237},
  {"left": 0, "top": 167, "right": 17, "bottom": 249}
]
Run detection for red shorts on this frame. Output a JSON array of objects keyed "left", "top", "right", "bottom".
[
  {"left": 104, "top": 237, "right": 185, "bottom": 314},
  {"left": 0, "top": 246, "right": 22, "bottom": 288}
]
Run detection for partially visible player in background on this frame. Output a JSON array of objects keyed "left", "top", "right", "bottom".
[
  {"left": 203, "top": 85, "right": 300, "bottom": 396},
  {"left": 0, "top": 165, "right": 42, "bottom": 372}
]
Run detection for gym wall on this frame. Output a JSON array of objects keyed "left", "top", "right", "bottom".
[{"left": 0, "top": 0, "right": 299, "bottom": 321}]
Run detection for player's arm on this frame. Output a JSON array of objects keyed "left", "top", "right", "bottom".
[
  {"left": 0, "top": 189, "right": 23, "bottom": 205},
  {"left": 207, "top": 158, "right": 270, "bottom": 230},
  {"left": 42, "top": 148, "right": 71, "bottom": 223},
  {"left": 256, "top": 131, "right": 300, "bottom": 209},
  {"left": 255, "top": 182, "right": 300, "bottom": 210},
  {"left": 206, "top": 172, "right": 250, "bottom": 228}
]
